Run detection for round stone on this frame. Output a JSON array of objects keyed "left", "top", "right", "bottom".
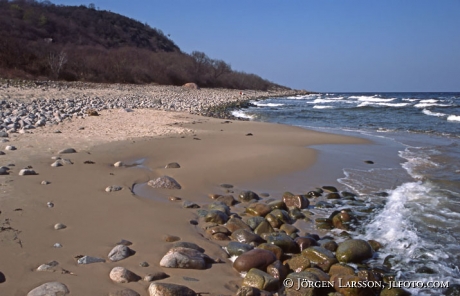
[
  {"left": 54, "top": 223, "right": 66, "bottom": 230},
  {"left": 336, "top": 239, "right": 374, "bottom": 263}
]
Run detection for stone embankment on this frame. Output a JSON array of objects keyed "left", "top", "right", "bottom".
[{"left": 0, "top": 79, "right": 312, "bottom": 133}]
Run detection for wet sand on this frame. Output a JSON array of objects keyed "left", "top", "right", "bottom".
[{"left": 0, "top": 107, "right": 370, "bottom": 295}]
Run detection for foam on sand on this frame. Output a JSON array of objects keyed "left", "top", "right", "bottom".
[{"left": 231, "top": 110, "right": 254, "bottom": 119}]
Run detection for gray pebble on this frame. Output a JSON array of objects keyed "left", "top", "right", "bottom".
[
  {"left": 54, "top": 223, "right": 66, "bottom": 230},
  {"left": 106, "top": 185, "right": 122, "bottom": 192},
  {"left": 58, "top": 148, "right": 76, "bottom": 154},
  {"left": 77, "top": 256, "right": 105, "bottom": 264},
  {"left": 19, "top": 169, "right": 37, "bottom": 176}
]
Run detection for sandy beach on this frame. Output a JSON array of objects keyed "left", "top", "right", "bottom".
[{"left": 0, "top": 83, "right": 372, "bottom": 295}]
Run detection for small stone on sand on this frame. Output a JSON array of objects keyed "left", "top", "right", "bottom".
[
  {"left": 54, "top": 223, "right": 66, "bottom": 230},
  {"left": 106, "top": 185, "right": 122, "bottom": 192},
  {"left": 58, "top": 148, "right": 77, "bottom": 154},
  {"left": 114, "top": 161, "right": 124, "bottom": 167},
  {"left": 19, "top": 169, "right": 37, "bottom": 176}
]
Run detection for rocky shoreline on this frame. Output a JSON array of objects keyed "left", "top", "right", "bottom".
[
  {"left": 0, "top": 79, "right": 311, "bottom": 134},
  {"left": 151, "top": 179, "right": 413, "bottom": 296},
  {"left": 3, "top": 80, "right": 455, "bottom": 296}
]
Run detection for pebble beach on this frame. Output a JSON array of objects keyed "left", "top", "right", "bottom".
[{"left": 0, "top": 81, "right": 439, "bottom": 296}]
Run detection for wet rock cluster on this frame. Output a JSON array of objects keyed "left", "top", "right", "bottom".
[{"left": 188, "top": 186, "right": 414, "bottom": 296}]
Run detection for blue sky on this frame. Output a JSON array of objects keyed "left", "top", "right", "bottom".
[{"left": 51, "top": 0, "right": 460, "bottom": 92}]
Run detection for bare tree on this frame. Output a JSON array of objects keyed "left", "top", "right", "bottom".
[
  {"left": 211, "top": 59, "right": 231, "bottom": 80},
  {"left": 191, "top": 51, "right": 211, "bottom": 81},
  {"left": 48, "top": 50, "right": 67, "bottom": 79}
]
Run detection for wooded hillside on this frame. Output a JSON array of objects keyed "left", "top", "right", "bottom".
[{"left": 0, "top": 0, "right": 286, "bottom": 90}]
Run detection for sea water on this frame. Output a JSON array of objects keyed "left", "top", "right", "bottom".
[{"left": 232, "top": 92, "right": 460, "bottom": 295}]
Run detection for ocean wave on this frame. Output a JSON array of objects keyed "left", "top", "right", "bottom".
[
  {"left": 358, "top": 102, "right": 410, "bottom": 107},
  {"left": 231, "top": 110, "right": 254, "bottom": 119},
  {"left": 252, "top": 101, "right": 284, "bottom": 107},
  {"left": 350, "top": 95, "right": 395, "bottom": 102},
  {"left": 419, "top": 99, "right": 439, "bottom": 103},
  {"left": 402, "top": 98, "right": 419, "bottom": 102},
  {"left": 324, "top": 96, "right": 344, "bottom": 100},
  {"left": 399, "top": 148, "right": 439, "bottom": 179},
  {"left": 447, "top": 115, "right": 460, "bottom": 122},
  {"left": 285, "top": 94, "right": 317, "bottom": 100},
  {"left": 308, "top": 98, "right": 339, "bottom": 104},
  {"left": 312, "top": 105, "right": 334, "bottom": 109},
  {"left": 422, "top": 109, "right": 447, "bottom": 117},
  {"left": 363, "top": 180, "right": 460, "bottom": 291},
  {"left": 414, "top": 103, "right": 451, "bottom": 108}
]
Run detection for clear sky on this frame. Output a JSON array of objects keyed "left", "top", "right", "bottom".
[{"left": 50, "top": 0, "right": 460, "bottom": 92}]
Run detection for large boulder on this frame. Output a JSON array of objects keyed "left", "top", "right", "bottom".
[
  {"left": 159, "top": 247, "right": 212, "bottom": 269},
  {"left": 230, "top": 229, "right": 263, "bottom": 245},
  {"left": 27, "top": 282, "right": 69, "bottom": 296},
  {"left": 204, "top": 210, "right": 229, "bottom": 224},
  {"left": 148, "top": 176, "right": 181, "bottom": 189},
  {"left": 226, "top": 217, "right": 252, "bottom": 232},
  {"left": 301, "top": 246, "right": 338, "bottom": 272},
  {"left": 108, "top": 245, "right": 133, "bottom": 262},
  {"left": 246, "top": 203, "right": 272, "bottom": 217},
  {"left": 243, "top": 268, "right": 279, "bottom": 291},
  {"left": 109, "top": 267, "right": 140, "bottom": 283},
  {"left": 182, "top": 83, "right": 199, "bottom": 90},
  {"left": 266, "top": 232, "right": 299, "bottom": 253},
  {"left": 335, "top": 239, "right": 374, "bottom": 263},
  {"left": 148, "top": 283, "right": 196, "bottom": 296},
  {"left": 226, "top": 241, "right": 254, "bottom": 257},
  {"left": 238, "top": 191, "right": 259, "bottom": 202},
  {"left": 233, "top": 248, "right": 277, "bottom": 273},
  {"left": 282, "top": 192, "right": 309, "bottom": 209}
]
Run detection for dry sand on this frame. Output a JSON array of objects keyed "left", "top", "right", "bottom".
[{"left": 0, "top": 93, "right": 370, "bottom": 295}]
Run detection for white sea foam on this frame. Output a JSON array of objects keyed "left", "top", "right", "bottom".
[
  {"left": 308, "top": 98, "right": 336, "bottom": 104},
  {"left": 419, "top": 99, "right": 439, "bottom": 103},
  {"left": 447, "top": 115, "right": 460, "bottom": 122},
  {"left": 402, "top": 98, "right": 419, "bottom": 102},
  {"left": 422, "top": 109, "right": 447, "bottom": 117},
  {"left": 358, "top": 102, "right": 410, "bottom": 107},
  {"left": 231, "top": 110, "right": 254, "bottom": 119},
  {"left": 252, "top": 101, "right": 284, "bottom": 107},
  {"left": 364, "top": 182, "right": 424, "bottom": 255},
  {"left": 313, "top": 105, "right": 334, "bottom": 109},
  {"left": 285, "top": 94, "right": 317, "bottom": 100},
  {"left": 399, "top": 148, "right": 439, "bottom": 179},
  {"left": 325, "top": 96, "right": 344, "bottom": 100},
  {"left": 414, "top": 103, "right": 451, "bottom": 108},
  {"left": 350, "top": 95, "right": 395, "bottom": 102}
]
